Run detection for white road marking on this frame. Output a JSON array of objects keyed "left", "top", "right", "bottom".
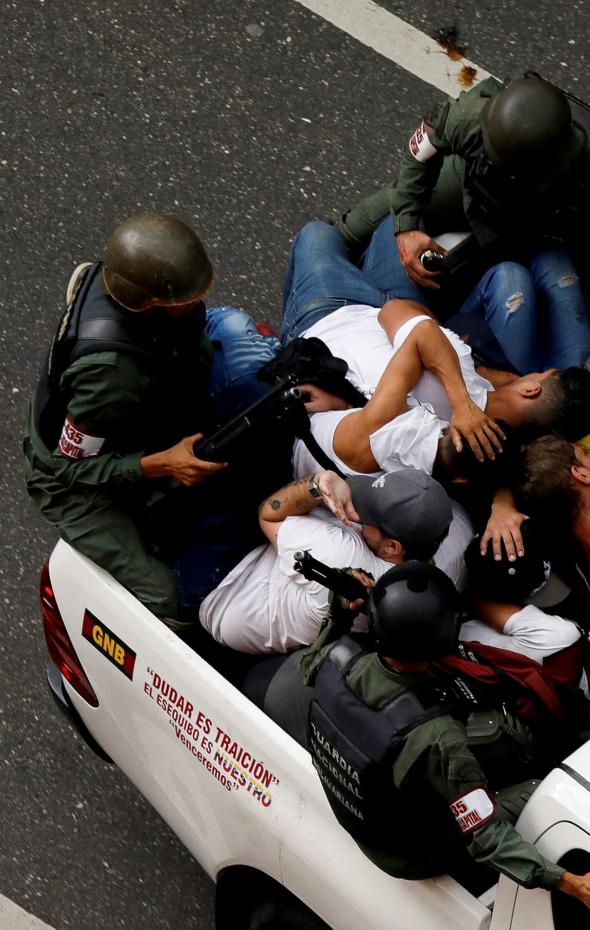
[
  {"left": 0, "top": 896, "right": 57, "bottom": 930},
  {"left": 292, "top": 0, "right": 492, "bottom": 96}
]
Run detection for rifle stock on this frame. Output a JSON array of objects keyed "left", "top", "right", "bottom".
[{"left": 193, "top": 376, "right": 305, "bottom": 462}]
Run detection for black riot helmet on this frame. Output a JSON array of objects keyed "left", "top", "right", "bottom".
[
  {"left": 103, "top": 213, "right": 213, "bottom": 311},
  {"left": 367, "top": 561, "right": 460, "bottom": 662},
  {"left": 480, "top": 78, "right": 574, "bottom": 176}
]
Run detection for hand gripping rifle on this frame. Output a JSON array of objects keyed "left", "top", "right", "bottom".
[
  {"left": 193, "top": 375, "right": 307, "bottom": 462},
  {"left": 193, "top": 375, "right": 345, "bottom": 476},
  {"left": 293, "top": 549, "right": 368, "bottom": 603}
]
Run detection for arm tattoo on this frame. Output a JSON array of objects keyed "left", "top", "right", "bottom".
[
  {"left": 260, "top": 476, "right": 314, "bottom": 515},
  {"left": 295, "top": 496, "right": 310, "bottom": 512}
]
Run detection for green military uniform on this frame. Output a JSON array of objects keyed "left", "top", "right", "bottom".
[
  {"left": 337, "top": 77, "right": 588, "bottom": 251},
  {"left": 296, "top": 606, "right": 565, "bottom": 889},
  {"left": 24, "top": 270, "right": 213, "bottom": 620}
]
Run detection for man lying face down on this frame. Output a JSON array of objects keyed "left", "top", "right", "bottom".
[
  {"left": 199, "top": 466, "right": 454, "bottom": 654},
  {"left": 279, "top": 219, "right": 590, "bottom": 476},
  {"left": 293, "top": 298, "right": 590, "bottom": 484}
]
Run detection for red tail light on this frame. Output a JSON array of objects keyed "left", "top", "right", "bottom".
[{"left": 40, "top": 561, "right": 99, "bottom": 707}]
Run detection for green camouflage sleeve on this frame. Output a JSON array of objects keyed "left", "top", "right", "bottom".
[
  {"left": 388, "top": 101, "right": 451, "bottom": 234},
  {"left": 339, "top": 99, "right": 451, "bottom": 243},
  {"left": 396, "top": 716, "right": 565, "bottom": 890},
  {"left": 340, "top": 78, "right": 504, "bottom": 242},
  {"left": 46, "top": 352, "right": 149, "bottom": 489},
  {"left": 300, "top": 590, "right": 360, "bottom": 685}
]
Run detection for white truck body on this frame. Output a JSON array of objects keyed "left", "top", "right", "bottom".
[{"left": 46, "top": 539, "right": 590, "bottom": 929}]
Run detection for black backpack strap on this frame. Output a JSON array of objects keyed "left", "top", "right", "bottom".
[{"left": 292, "top": 410, "right": 347, "bottom": 479}]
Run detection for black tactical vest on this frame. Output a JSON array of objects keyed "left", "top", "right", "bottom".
[
  {"left": 309, "top": 636, "right": 468, "bottom": 853},
  {"left": 34, "top": 263, "right": 212, "bottom": 454}
]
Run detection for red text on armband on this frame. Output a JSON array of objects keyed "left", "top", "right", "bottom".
[
  {"left": 408, "top": 122, "right": 437, "bottom": 163},
  {"left": 58, "top": 416, "right": 105, "bottom": 460},
  {"left": 450, "top": 785, "right": 495, "bottom": 834}
]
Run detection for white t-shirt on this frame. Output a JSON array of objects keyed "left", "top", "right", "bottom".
[
  {"left": 199, "top": 509, "right": 392, "bottom": 655},
  {"left": 292, "top": 405, "right": 444, "bottom": 478},
  {"left": 461, "top": 606, "right": 582, "bottom": 663},
  {"left": 303, "top": 306, "right": 493, "bottom": 419},
  {"left": 294, "top": 310, "right": 493, "bottom": 479},
  {"left": 200, "top": 501, "right": 473, "bottom": 656},
  {"left": 461, "top": 601, "right": 588, "bottom": 695}
]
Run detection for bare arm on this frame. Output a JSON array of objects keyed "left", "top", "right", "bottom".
[
  {"left": 475, "top": 364, "right": 520, "bottom": 388},
  {"left": 378, "top": 298, "right": 436, "bottom": 342},
  {"left": 468, "top": 597, "right": 521, "bottom": 632},
  {"left": 379, "top": 304, "right": 505, "bottom": 460},
  {"left": 335, "top": 316, "right": 504, "bottom": 472},
  {"left": 333, "top": 335, "right": 423, "bottom": 472},
  {"left": 258, "top": 471, "right": 359, "bottom": 550}
]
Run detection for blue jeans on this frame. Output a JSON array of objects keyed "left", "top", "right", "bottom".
[
  {"left": 282, "top": 219, "right": 590, "bottom": 374},
  {"left": 446, "top": 250, "right": 590, "bottom": 373},
  {"left": 281, "top": 218, "right": 423, "bottom": 342},
  {"left": 206, "top": 305, "right": 281, "bottom": 416},
  {"left": 172, "top": 306, "right": 284, "bottom": 610}
]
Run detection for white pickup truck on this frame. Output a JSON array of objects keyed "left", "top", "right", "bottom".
[{"left": 42, "top": 539, "right": 590, "bottom": 930}]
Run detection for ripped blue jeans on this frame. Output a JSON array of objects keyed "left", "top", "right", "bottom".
[
  {"left": 446, "top": 249, "right": 590, "bottom": 373},
  {"left": 282, "top": 219, "right": 590, "bottom": 373}
]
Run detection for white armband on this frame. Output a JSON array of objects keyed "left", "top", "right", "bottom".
[
  {"left": 450, "top": 785, "right": 496, "bottom": 834},
  {"left": 408, "top": 122, "right": 437, "bottom": 163},
  {"left": 58, "top": 416, "right": 106, "bottom": 460}
]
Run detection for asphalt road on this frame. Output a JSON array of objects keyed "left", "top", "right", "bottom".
[{"left": 2, "top": 2, "right": 590, "bottom": 928}]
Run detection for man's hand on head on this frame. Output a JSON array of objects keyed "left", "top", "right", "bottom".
[
  {"left": 316, "top": 471, "right": 360, "bottom": 526},
  {"left": 450, "top": 400, "right": 505, "bottom": 462},
  {"left": 480, "top": 487, "right": 528, "bottom": 561},
  {"left": 258, "top": 471, "right": 358, "bottom": 549}
]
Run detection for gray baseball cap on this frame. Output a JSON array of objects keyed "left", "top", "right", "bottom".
[{"left": 348, "top": 468, "right": 452, "bottom": 546}]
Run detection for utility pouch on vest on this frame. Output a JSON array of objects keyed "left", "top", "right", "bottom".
[
  {"left": 466, "top": 707, "right": 536, "bottom": 754},
  {"left": 467, "top": 707, "right": 540, "bottom": 789},
  {"left": 465, "top": 708, "right": 506, "bottom": 744},
  {"left": 494, "top": 779, "right": 540, "bottom": 824}
]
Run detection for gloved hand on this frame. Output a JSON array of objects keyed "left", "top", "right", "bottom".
[{"left": 330, "top": 569, "right": 376, "bottom": 626}]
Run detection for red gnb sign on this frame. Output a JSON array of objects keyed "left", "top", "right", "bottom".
[{"left": 82, "top": 610, "right": 136, "bottom": 680}]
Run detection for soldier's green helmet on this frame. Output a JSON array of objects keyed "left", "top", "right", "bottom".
[
  {"left": 103, "top": 213, "right": 213, "bottom": 311},
  {"left": 481, "top": 78, "right": 574, "bottom": 175}
]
